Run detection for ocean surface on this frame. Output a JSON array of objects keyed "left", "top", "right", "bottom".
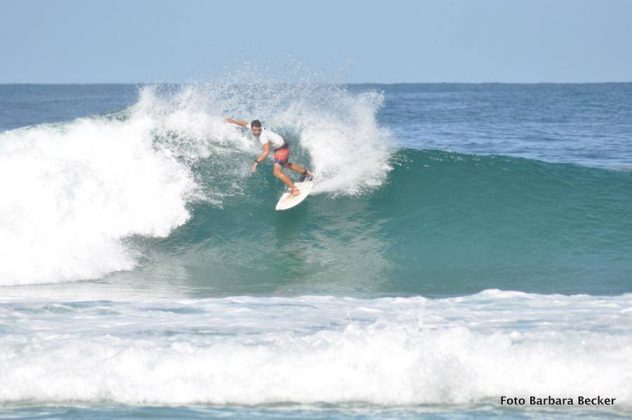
[{"left": 0, "top": 83, "right": 631, "bottom": 418}]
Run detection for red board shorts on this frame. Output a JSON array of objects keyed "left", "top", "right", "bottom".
[{"left": 273, "top": 143, "right": 290, "bottom": 166}]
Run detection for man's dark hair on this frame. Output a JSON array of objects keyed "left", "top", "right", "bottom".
[{"left": 251, "top": 120, "right": 262, "bottom": 128}]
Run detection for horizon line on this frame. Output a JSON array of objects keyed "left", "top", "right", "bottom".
[{"left": 1, "top": 81, "right": 631, "bottom": 86}]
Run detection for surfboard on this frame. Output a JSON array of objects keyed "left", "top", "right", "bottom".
[{"left": 275, "top": 176, "right": 314, "bottom": 211}]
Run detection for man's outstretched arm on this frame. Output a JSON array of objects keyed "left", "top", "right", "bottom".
[{"left": 225, "top": 117, "right": 249, "bottom": 128}]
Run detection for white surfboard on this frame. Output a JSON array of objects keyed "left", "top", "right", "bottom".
[{"left": 275, "top": 176, "right": 314, "bottom": 211}]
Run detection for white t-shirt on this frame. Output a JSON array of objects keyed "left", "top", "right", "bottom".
[{"left": 248, "top": 123, "right": 285, "bottom": 149}]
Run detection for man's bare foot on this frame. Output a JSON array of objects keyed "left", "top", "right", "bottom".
[{"left": 291, "top": 188, "right": 301, "bottom": 196}]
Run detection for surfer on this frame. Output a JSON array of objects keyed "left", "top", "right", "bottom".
[{"left": 225, "top": 118, "right": 313, "bottom": 196}]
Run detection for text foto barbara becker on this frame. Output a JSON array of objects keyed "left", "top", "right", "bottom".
[{"left": 501, "top": 395, "right": 616, "bottom": 406}]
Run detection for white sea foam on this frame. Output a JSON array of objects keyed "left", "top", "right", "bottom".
[
  {"left": 0, "top": 114, "right": 196, "bottom": 285},
  {"left": 0, "top": 83, "right": 392, "bottom": 285},
  {"left": 272, "top": 87, "right": 393, "bottom": 195},
  {"left": 1, "top": 291, "right": 630, "bottom": 408},
  {"left": 140, "top": 82, "right": 395, "bottom": 195}
]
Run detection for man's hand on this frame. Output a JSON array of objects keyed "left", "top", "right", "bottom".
[{"left": 252, "top": 161, "right": 258, "bottom": 172}]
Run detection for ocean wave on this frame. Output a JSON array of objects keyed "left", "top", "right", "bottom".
[
  {"left": 0, "top": 83, "right": 393, "bottom": 286},
  {"left": 1, "top": 82, "right": 630, "bottom": 293}
]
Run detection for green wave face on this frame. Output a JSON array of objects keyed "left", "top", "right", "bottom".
[{"left": 137, "top": 149, "right": 632, "bottom": 297}]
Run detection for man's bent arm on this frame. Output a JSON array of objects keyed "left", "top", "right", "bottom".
[
  {"left": 256, "top": 143, "right": 271, "bottom": 162},
  {"left": 252, "top": 143, "right": 271, "bottom": 172}
]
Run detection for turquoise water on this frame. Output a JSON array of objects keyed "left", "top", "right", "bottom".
[
  {"left": 140, "top": 148, "right": 631, "bottom": 297},
  {"left": 0, "top": 83, "right": 631, "bottom": 418}
]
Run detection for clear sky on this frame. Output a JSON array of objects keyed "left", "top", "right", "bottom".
[{"left": 1, "top": 0, "right": 631, "bottom": 83}]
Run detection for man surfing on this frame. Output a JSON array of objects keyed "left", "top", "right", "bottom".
[{"left": 225, "top": 118, "right": 313, "bottom": 196}]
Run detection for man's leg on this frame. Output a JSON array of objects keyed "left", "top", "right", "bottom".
[
  {"left": 273, "top": 164, "right": 300, "bottom": 195},
  {"left": 285, "top": 162, "right": 313, "bottom": 176}
]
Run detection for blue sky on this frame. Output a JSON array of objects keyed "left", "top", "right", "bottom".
[{"left": 1, "top": 0, "right": 631, "bottom": 83}]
